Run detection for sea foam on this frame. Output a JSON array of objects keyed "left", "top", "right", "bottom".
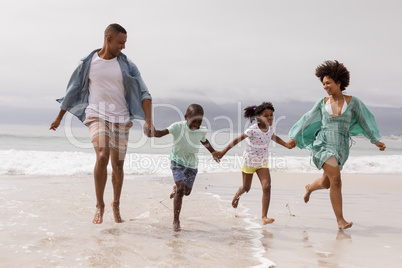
[{"left": 0, "top": 149, "right": 400, "bottom": 176}]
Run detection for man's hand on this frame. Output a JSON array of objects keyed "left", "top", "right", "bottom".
[
  {"left": 49, "top": 118, "right": 62, "bottom": 131},
  {"left": 49, "top": 110, "right": 66, "bottom": 131},
  {"left": 143, "top": 121, "right": 155, "bottom": 137}
]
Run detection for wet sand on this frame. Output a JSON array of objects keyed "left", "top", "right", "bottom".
[
  {"left": 201, "top": 172, "right": 402, "bottom": 267},
  {"left": 1, "top": 172, "right": 401, "bottom": 267}
]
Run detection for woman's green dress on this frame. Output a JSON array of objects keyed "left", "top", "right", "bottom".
[{"left": 289, "top": 96, "right": 381, "bottom": 170}]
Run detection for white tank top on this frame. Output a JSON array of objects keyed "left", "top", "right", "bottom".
[{"left": 325, "top": 95, "right": 348, "bottom": 117}]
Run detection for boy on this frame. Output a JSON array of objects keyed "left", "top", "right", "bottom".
[{"left": 153, "top": 104, "right": 218, "bottom": 231}]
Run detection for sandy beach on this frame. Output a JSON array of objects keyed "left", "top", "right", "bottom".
[{"left": 1, "top": 172, "right": 402, "bottom": 267}]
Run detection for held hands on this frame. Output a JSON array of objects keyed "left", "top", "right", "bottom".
[
  {"left": 212, "top": 151, "right": 225, "bottom": 162},
  {"left": 375, "top": 141, "right": 386, "bottom": 151},
  {"left": 212, "top": 154, "right": 221, "bottom": 163},
  {"left": 286, "top": 139, "right": 297, "bottom": 149},
  {"left": 143, "top": 121, "right": 155, "bottom": 137}
]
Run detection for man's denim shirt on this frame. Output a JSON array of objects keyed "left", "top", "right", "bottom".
[{"left": 57, "top": 49, "right": 152, "bottom": 122}]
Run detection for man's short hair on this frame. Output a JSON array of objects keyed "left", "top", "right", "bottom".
[{"left": 105, "top": 23, "right": 127, "bottom": 37}]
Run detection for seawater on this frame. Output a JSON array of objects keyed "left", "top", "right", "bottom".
[
  {"left": 1, "top": 124, "right": 401, "bottom": 176},
  {"left": 1, "top": 124, "right": 401, "bottom": 268}
]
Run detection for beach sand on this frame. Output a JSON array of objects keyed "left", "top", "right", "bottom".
[{"left": 1, "top": 172, "right": 401, "bottom": 267}]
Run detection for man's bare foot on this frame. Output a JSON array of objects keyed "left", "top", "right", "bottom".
[
  {"left": 338, "top": 221, "right": 353, "bottom": 230},
  {"left": 304, "top": 184, "right": 312, "bottom": 203},
  {"left": 111, "top": 202, "right": 123, "bottom": 223},
  {"left": 93, "top": 206, "right": 104, "bottom": 224},
  {"left": 262, "top": 217, "right": 275, "bottom": 225},
  {"left": 173, "top": 220, "right": 181, "bottom": 232},
  {"left": 169, "top": 185, "right": 177, "bottom": 199},
  {"left": 232, "top": 193, "right": 241, "bottom": 208}
]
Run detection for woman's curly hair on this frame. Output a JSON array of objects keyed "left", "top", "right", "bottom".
[
  {"left": 244, "top": 102, "right": 275, "bottom": 122},
  {"left": 315, "top": 60, "right": 350, "bottom": 91}
]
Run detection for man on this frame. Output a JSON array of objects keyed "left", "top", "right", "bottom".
[{"left": 50, "top": 23, "right": 153, "bottom": 224}]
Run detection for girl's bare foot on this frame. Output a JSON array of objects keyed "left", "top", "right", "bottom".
[
  {"left": 173, "top": 220, "right": 181, "bottom": 232},
  {"left": 232, "top": 195, "right": 240, "bottom": 208},
  {"left": 304, "top": 184, "right": 312, "bottom": 203},
  {"left": 93, "top": 206, "right": 104, "bottom": 224},
  {"left": 338, "top": 221, "right": 353, "bottom": 230},
  {"left": 111, "top": 202, "right": 123, "bottom": 223},
  {"left": 169, "top": 185, "right": 177, "bottom": 199},
  {"left": 262, "top": 217, "right": 275, "bottom": 225}
]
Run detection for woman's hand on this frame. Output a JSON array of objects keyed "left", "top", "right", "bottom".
[
  {"left": 375, "top": 141, "right": 386, "bottom": 151},
  {"left": 286, "top": 139, "right": 297, "bottom": 149}
]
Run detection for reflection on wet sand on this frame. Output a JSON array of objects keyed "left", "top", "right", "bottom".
[{"left": 301, "top": 229, "right": 353, "bottom": 267}]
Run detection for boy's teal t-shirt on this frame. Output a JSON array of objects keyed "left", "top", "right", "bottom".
[{"left": 167, "top": 121, "right": 207, "bottom": 169}]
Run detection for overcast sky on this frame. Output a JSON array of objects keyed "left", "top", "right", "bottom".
[{"left": 1, "top": 0, "right": 401, "bottom": 114}]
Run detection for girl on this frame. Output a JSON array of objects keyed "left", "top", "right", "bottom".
[
  {"left": 214, "top": 102, "right": 290, "bottom": 225},
  {"left": 287, "top": 60, "right": 386, "bottom": 229}
]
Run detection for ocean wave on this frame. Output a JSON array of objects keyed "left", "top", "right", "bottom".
[
  {"left": 383, "top": 135, "right": 402, "bottom": 141},
  {"left": 1, "top": 149, "right": 401, "bottom": 176}
]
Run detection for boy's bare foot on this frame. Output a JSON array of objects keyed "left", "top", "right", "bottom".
[
  {"left": 169, "top": 185, "right": 177, "bottom": 199},
  {"left": 111, "top": 202, "right": 124, "bottom": 223},
  {"left": 173, "top": 220, "right": 181, "bottom": 232},
  {"left": 93, "top": 206, "right": 104, "bottom": 224},
  {"left": 262, "top": 217, "right": 275, "bottom": 225},
  {"left": 304, "top": 184, "right": 312, "bottom": 203},
  {"left": 338, "top": 221, "right": 353, "bottom": 230},
  {"left": 232, "top": 193, "right": 241, "bottom": 208}
]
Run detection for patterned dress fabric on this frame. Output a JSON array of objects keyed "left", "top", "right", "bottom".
[{"left": 243, "top": 123, "right": 274, "bottom": 168}]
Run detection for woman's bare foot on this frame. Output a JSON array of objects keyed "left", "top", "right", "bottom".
[
  {"left": 304, "top": 184, "right": 312, "bottom": 203},
  {"left": 169, "top": 185, "right": 177, "bottom": 199},
  {"left": 173, "top": 220, "right": 181, "bottom": 232},
  {"left": 262, "top": 217, "right": 275, "bottom": 225},
  {"left": 338, "top": 221, "right": 353, "bottom": 230},
  {"left": 93, "top": 206, "right": 104, "bottom": 224},
  {"left": 111, "top": 201, "right": 123, "bottom": 223}
]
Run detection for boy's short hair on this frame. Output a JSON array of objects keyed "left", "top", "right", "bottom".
[{"left": 185, "top": 104, "right": 204, "bottom": 116}]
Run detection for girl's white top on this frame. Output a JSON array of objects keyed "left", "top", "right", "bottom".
[{"left": 243, "top": 123, "right": 274, "bottom": 167}]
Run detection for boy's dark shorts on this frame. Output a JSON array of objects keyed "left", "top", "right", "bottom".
[{"left": 170, "top": 161, "right": 198, "bottom": 188}]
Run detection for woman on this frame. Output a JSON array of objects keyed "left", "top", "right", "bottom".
[{"left": 287, "top": 60, "right": 386, "bottom": 229}]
